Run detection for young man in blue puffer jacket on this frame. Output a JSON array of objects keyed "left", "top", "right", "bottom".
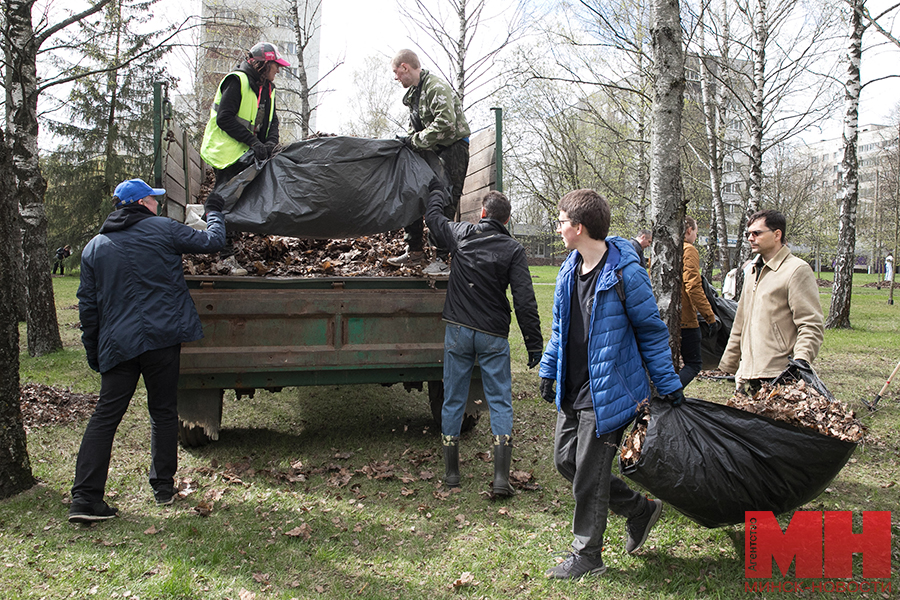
[{"left": 539, "top": 189, "right": 684, "bottom": 580}]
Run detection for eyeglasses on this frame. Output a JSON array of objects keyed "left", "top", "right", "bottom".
[
  {"left": 745, "top": 229, "right": 772, "bottom": 239},
  {"left": 556, "top": 219, "right": 571, "bottom": 227}
]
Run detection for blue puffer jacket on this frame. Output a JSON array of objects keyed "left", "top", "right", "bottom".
[
  {"left": 78, "top": 206, "right": 226, "bottom": 373},
  {"left": 539, "top": 236, "right": 681, "bottom": 436}
]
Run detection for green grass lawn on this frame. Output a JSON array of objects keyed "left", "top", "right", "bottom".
[{"left": 2, "top": 271, "right": 898, "bottom": 599}]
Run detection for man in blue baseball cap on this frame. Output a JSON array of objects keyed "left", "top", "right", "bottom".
[{"left": 68, "top": 179, "right": 226, "bottom": 523}]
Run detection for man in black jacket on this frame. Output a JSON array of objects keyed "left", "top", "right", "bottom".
[{"left": 424, "top": 180, "right": 543, "bottom": 496}]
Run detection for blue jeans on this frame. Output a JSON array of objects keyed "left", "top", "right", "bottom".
[{"left": 441, "top": 323, "right": 512, "bottom": 437}]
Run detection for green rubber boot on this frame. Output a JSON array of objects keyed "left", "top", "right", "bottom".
[
  {"left": 442, "top": 435, "right": 460, "bottom": 488},
  {"left": 492, "top": 435, "right": 514, "bottom": 497}
]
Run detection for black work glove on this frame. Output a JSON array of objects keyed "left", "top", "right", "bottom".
[
  {"left": 396, "top": 135, "right": 413, "bottom": 149},
  {"left": 527, "top": 352, "right": 542, "bottom": 369},
  {"left": 540, "top": 378, "right": 556, "bottom": 403},
  {"left": 251, "top": 140, "right": 269, "bottom": 161},
  {"left": 793, "top": 358, "right": 811, "bottom": 371},
  {"left": 663, "top": 389, "right": 685, "bottom": 407},
  {"left": 707, "top": 319, "right": 721, "bottom": 337},
  {"left": 264, "top": 140, "right": 279, "bottom": 155},
  {"left": 205, "top": 192, "right": 225, "bottom": 214}
]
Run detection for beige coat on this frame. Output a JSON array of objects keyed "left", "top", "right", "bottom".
[
  {"left": 718, "top": 245, "right": 824, "bottom": 380},
  {"left": 681, "top": 242, "right": 716, "bottom": 328}
]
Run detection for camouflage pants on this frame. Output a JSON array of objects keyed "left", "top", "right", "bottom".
[{"left": 404, "top": 138, "right": 470, "bottom": 257}]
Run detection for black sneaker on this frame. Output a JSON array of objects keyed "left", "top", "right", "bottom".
[
  {"left": 155, "top": 493, "right": 175, "bottom": 506},
  {"left": 68, "top": 500, "right": 119, "bottom": 524},
  {"left": 626, "top": 498, "right": 663, "bottom": 554},
  {"left": 545, "top": 552, "right": 607, "bottom": 580}
]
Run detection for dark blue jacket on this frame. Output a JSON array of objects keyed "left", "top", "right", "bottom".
[
  {"left": 539, "top": 237, "right": 681, "bottom": 435},
  {"left": 78, "top": 205, "right": 225, "bottom": 373}
]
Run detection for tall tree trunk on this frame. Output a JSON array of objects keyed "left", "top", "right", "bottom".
[
  {"left": 827, "top": 0, "right": 864, "bottom": 329},
  {"left": 699, "top": 17, "right": 726, "bottom": 276},
  {"left": 0, "top": 128, "right": 35, "bottom": 499},
  {"left": 455, "top": 0, "right": 467, "bottom": 104},
  {"left": 6, "top": 0, "right": 62, "bottom": 357},
  {"left": 649, "top": 0, "right": 686, "bottom": 365},
  {"left": 291, "top": 0, "right": 321, "bottom": 139},
  {"left": 12, "top": 224, "right": 27, "bottom": 322}
]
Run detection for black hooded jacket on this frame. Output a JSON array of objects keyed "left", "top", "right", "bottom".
[{"left": 423, "top": 180, "right": 543, "bottom": 353}]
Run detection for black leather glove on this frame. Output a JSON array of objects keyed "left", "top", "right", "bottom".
[
  {"left": 664, "top": 389, "right": 685, "bottom": 407},
  {"left": 540, "top": 378, "right": 556, "bottom": 403},
  {"left": 527, "top": 352, "right": 542, "bottom": 369},
  {"left": 205, "top": 192, "right": 225, "bottom": 214},
  {"left": 251, "top": 140, "right": 268, "bottom": 161},
  {"left": 793, "top": 358, "right": 811, "bottom": 371},
  {"left": 707, "top": 319, "right": 721, "bottom": 337}
]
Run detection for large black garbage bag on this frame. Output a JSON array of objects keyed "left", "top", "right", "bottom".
[
  {"left": 619, "top": 396, "right": 857, "bottom": 528},
  {"left": 214, "top": 137, "right": 444, "bottom": 239},
  {"left": 699, "top": 275, "right": 738, "bottom": 370}
]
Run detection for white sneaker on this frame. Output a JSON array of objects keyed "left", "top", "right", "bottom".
[
  {"left": 223, "top": 256, "right": 248, "bottom": 276},
  {"left": 423, "top": 258, "right": 450, "bottom": 275}
]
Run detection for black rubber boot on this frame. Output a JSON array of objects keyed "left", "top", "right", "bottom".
[
  {"left": 492, "top": 435, "right": 514, "bottom": 497},
  {"left": 442, "top": 435, "right": 460, "bottom": 488}
]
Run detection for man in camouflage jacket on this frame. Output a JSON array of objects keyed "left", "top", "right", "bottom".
[{"left": 388, "top": 49, "right": 471, "bottom": 275}]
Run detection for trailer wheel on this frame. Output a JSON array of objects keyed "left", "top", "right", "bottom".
[{"left": 428, "top": 380, "right": 478, "bottom": 433}]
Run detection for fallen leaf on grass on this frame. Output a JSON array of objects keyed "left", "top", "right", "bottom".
[
  {"left": 143, "top": 525, "right": 160, "bottom": 535},
  {"left": 285, "top": 523, "right": 312, "bottom": 540},
  {"left": 451, "top": 572, "right": 475, "bottom": 589},
  {"left": 252, "top": 572, "right": 269, "bottom": 584},
  {"left": 193, "top": 501, "right": 213, "bottom": 517},
  {"left": 400, "top": 487, "right": 415, "bottom": 497},
  {"left": 239, "top": 590, "right": 255, "bottom": 600}
]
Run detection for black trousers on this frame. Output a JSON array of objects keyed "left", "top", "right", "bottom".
[
  {"left": 679, "top": 326, "right": 703, "bottom": 387},
  {"left": 404, "top": 138, "right": 470, "bottom": 257},
  {"left": 71, "top": 344, "right": 182, "bottom": 504}
]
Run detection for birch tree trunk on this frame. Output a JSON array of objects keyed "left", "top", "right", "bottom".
[
  {"left": 826, "top": 0, "right": 864, "bottom": 329},
  {"left": 5, "top": 0, "right": 62, "bottom": 357},
  {"left": 649, "top": 0, "right": 686, "bottom": 361},
  {"left": 699, "top": 18, "right": 728, "bottom": 274},
  {"left": 0, "top": 128, "right": 35, "bottom": 499}
]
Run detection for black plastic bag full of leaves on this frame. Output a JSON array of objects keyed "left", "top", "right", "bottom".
[
  {"left": 699, "top": 275, "right": 738, "bottom": 370},
  {"left": 214, "top": 137, "right": 445, "bottom": 239},
  {"left": 619, "top": 396, "right": 857, "bottom": 528}
]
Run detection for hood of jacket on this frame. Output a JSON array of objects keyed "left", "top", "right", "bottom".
[{"left": 99, "top": 204, "right": 156, "bottom": 234}]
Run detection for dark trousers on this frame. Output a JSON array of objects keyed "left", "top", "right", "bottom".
[
  {"left": 679, "top": 326, "right": 703, "bottom": 387},
  {"left": 52, "top": 260, "right": 65, "bottom": 275},
  {"left": 554, "top": 405, "right": 648, "bottom": 557},
  {"left": 403, "top": 138, "right": 470, "bottom": 257},
  {"left": 71, "top": 344, "right": 182, "bottom": 504},
  {"left": 214, "top": 164, "right": 244, "bottom": 259}
]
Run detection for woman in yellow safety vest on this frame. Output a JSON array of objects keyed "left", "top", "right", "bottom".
[{"left": 199, "top": 42, "right": 290, "bottom": 275}]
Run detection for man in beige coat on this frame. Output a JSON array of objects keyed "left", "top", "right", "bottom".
[{"left": 718, "top": 210, "right": 824, "bottom": 392}]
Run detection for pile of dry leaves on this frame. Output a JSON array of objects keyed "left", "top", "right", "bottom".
[
  {"left": 19, "top": 383, "right": 98, "bottom": 432},
  {"left": 727, "top": 379, "right": 865, "bottom": 442},
  {"left": 183, "top": 231, "right": 435, "bottom": 278},
  {"left": 620, "top": 421, "right": 647, "bottom": 468}
]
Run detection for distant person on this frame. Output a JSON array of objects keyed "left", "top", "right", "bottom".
[
  {"left": 200, "top": 42, "right": 290, "bottom": 276},
  {"left": 539, "top": 189, "right": 683, "bottom": 580},
  {"left": 718, "top": 209, "right": 824, "bottom": 393},
  {"left": 885, "top": 253, "right": 894, "bottom": 282},
  {"left": 387, "top": 49, "right": 470, "bottom": 275},
  {"left": 52, "top": 244, "right": 71, "bottom": 275},
  {"left": 680, "top": 216, "right": 717, "bottom": 387},
  {"left": 631, "top": 229, "right": 651, "bottom": 268},
  {"left": 69, "top": 179, "right": 226, "bottom": 523},
  {"left": 424, "top": 181, "right": 542, "bottom": 497}
]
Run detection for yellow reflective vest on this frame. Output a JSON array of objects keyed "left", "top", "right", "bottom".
[{"left": 200, "top": 71, "right": 275, "bottom": 170}]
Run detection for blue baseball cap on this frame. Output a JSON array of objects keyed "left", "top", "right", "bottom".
[{"left": 113, "top": 179, "right": 166, "bottom": 208}]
